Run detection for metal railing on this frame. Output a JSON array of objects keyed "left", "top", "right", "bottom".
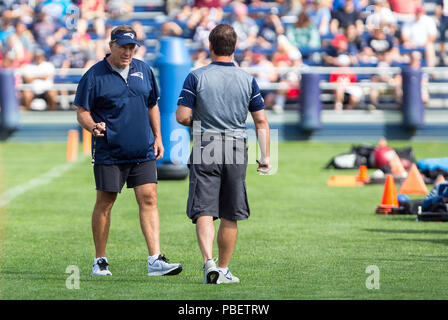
[{"left": 14, "top": 66, "right": 448, "bottom": 96}]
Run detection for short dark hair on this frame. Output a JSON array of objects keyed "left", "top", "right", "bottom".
[{"left": 208, "top": 24, "right": 237, "bottom": 56}]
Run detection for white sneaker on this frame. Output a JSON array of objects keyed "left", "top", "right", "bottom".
[
  {"left": 334, "top": 103, "right": 343, "bottom": 113},
  {"left": 217, "top": 268, "right": 240, "bottom": 284},
  {"left": 272, "top": 104, "right": 284, "bottom": 114},
  {"left": 147, "top": 254, "right": 182, "bottom": 276},
  {"left": 92, "top": 257, "right": 112, "bottom": 276},
  {"left": 203, "top": 259, "right": 219, "bottom": 284}
]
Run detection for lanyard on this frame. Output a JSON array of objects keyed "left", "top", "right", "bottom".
[{"left": 91, "top": 136, "right": 96, "bottom": 165}]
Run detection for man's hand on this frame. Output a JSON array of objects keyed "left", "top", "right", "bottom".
[
  {"left": 154, "top": 137, "right": 164, "bottom": 161},
  {"left": 93, "top": 122, "right": 106, "bottom": 137},
  {"left": 256, "top": 157, "right": 272, "bottom": 175}
]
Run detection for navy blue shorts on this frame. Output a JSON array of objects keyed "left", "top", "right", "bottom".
[
  {"left": 93, "top": 160, "right": 157, "bottom": 193},
  {"left": 440, "top": 17, "right": 448, "bottom": 43}
]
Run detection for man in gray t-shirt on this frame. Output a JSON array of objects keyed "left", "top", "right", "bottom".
[{"left": 176, "top": 24, "right": 271, "bottom": 284}]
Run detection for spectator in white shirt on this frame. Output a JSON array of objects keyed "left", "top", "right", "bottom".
[
  {"left": 365, "top": 0, "right": 397, "bottom": 33},
  {"left": 401, "top": 5, "right": 437, "bottom": 67},
  {"left": 21, "top": 49, "right": 57, "bottom": 111}
]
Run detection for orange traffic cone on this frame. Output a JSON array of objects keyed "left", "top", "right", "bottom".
[
  {"left": 376, "top": 175, "right": 399, "bottom": 214},
  {"left": 66, "top": 129, "right": 79, "bottom": 162},
  {"left": 434, "top": 174, "right": 446, "bottom": 186},
  {"left": 357, "top": 165, "right": 370, "bottom": 183},
  {"left": 398, "top": 163, "right": 428, "bottom": 195},
  {"left": 389, "top": 153, "right": 406, "bottom": 178},
  {"left": 82, "top": 128, "right": 92, "bottom": 156}
]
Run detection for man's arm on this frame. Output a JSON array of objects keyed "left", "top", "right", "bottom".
[
  {"left": 148, "top": 104, "right": 164, "bottom": 160},
  {"left": 76, "top": 106, "right": 106, "bottom": 137},
  {"left": 436, "top": 3, "right": 442, "bottom": 20},
  {"left": 401, "top": 25, "right": 412, "bottom": 47},
  {"left": 250, "top": 109, "right": 271, "bottom": 174},
  {"left": 176, "top": 105, "right": 192, "bottom": 127},
  {"left": 427, "top": 19, "right": 438, "bottom": 43}
]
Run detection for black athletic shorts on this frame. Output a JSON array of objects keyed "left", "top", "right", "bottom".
[
  {"left": 93, "top": 160, "right": 157, "bottom": 193},
  {"left": 186, "top": 138, "right": 250, "bottom": 224}
]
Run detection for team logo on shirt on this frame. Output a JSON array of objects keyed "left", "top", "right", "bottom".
[
  {"left": 123, "top": 32, "right": 135, "bottom": 39},
  {"left": 130, "top": 72, "right": 143, "bottom": 80}
]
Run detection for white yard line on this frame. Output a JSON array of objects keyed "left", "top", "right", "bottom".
[{"left": 0, "top": 155, "right": 87, "bottom": 207}]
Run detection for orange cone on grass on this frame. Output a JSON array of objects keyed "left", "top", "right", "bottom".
[
  {"left": 376, "top": 174, "right": 399, "bottom": 214},
  {"left": 357, "top": 165, "right": 370, "bottom": 183},
  {"left": 389, "top": 153, "right": 406, "bottom": 177},
  {"left": 66, "top": 129, "right": 79, "bottom": 162},
  {"left": 398, "top": 163, "right": 428, "bottom": 195},
  {"left": 327, "top": 175, "right": 363, "bottom": 187}
]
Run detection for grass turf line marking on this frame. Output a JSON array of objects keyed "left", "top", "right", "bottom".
[{"left": 0, "top": 155, "right": 87, "bottom": 207}]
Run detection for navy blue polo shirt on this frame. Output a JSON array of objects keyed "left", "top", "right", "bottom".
[{"left": 74, "top": 55, "right": 159, "bottom": 164}]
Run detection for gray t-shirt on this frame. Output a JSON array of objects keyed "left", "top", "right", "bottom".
[
  {"left": 111, "top": 65, "right": 130, "bottom": 83},
  {"left": 178, "top": 61, "right": 266, "bottom": 139}
]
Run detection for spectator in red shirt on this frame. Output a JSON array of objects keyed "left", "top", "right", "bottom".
[
  {"left": 3, "top": 34, "right": 31, "bottom": 68},
  {"left": 80, "top": 0, "right": 106, "bottom": 37},
  {"left": 388, "top": 0, "right": 421, "bottom": 22},
  {"left": 329, "top": 54, "right": 363, "bottom": 111},
  {"left": 324, "top": 33, "right": 358, "bottom": 66},
  {"left": 194, "top": 0, "right": 222, "bottom": 8},
  {"left": 193, "top": 0, "right": 224, "bottom": 24}
]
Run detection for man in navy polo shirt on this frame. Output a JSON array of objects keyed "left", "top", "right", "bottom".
[
  {"left": 75, "top": 25, "right": 182, "bottom": 277},
  {"left": 176, "top": 24, "right": 272, "bottom": 284}
]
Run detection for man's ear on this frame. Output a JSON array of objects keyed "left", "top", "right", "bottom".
[{"left": 209, "top": 42, "right": 214, "bottom": 56}]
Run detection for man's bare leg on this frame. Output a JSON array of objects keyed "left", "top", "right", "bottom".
[
  {"left": 217, "top": 218, "right": 238, "bottom": 269},
  {"left": 134, "top": 183, "right": 160, "bottom": 256},
  {"left": 22, "top": 90, "right": 34, "bottom": 111},
  {"left": 196, "top": 216, "right": 215, "bottom": 264},
  {"left": 135, "top": 182, "right": 182, "bottom": 276},
  {"left": 92, "top": 190, "right": 117, "bottom": 258}
]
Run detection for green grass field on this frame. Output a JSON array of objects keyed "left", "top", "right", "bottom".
[{"left": 1, "top": 140, "right": 448, "bottom": 300}]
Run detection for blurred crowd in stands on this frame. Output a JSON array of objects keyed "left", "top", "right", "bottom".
[
  {"left": 165, "top": 0, "right": 439, "bottom": 112},
  {"left": 0, "top": 0, "right": 445, "bottom": 111}
]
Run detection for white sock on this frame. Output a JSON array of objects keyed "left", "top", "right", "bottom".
[
  {"left": 218, "top": 267, "right": 229, "bottom": 274},
  {"left": 274, "top": 94, "right": 285, "bottom": 108},
  {"left": 148, "top": 254, "right": 160, "bottom": 265},
  {"left": 94, "top": 257, "right": 107, "bottom": 264}
]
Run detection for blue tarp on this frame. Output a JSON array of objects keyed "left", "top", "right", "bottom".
[{"left": 417, "top": 158, "right": 448, "bottom": 172}]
